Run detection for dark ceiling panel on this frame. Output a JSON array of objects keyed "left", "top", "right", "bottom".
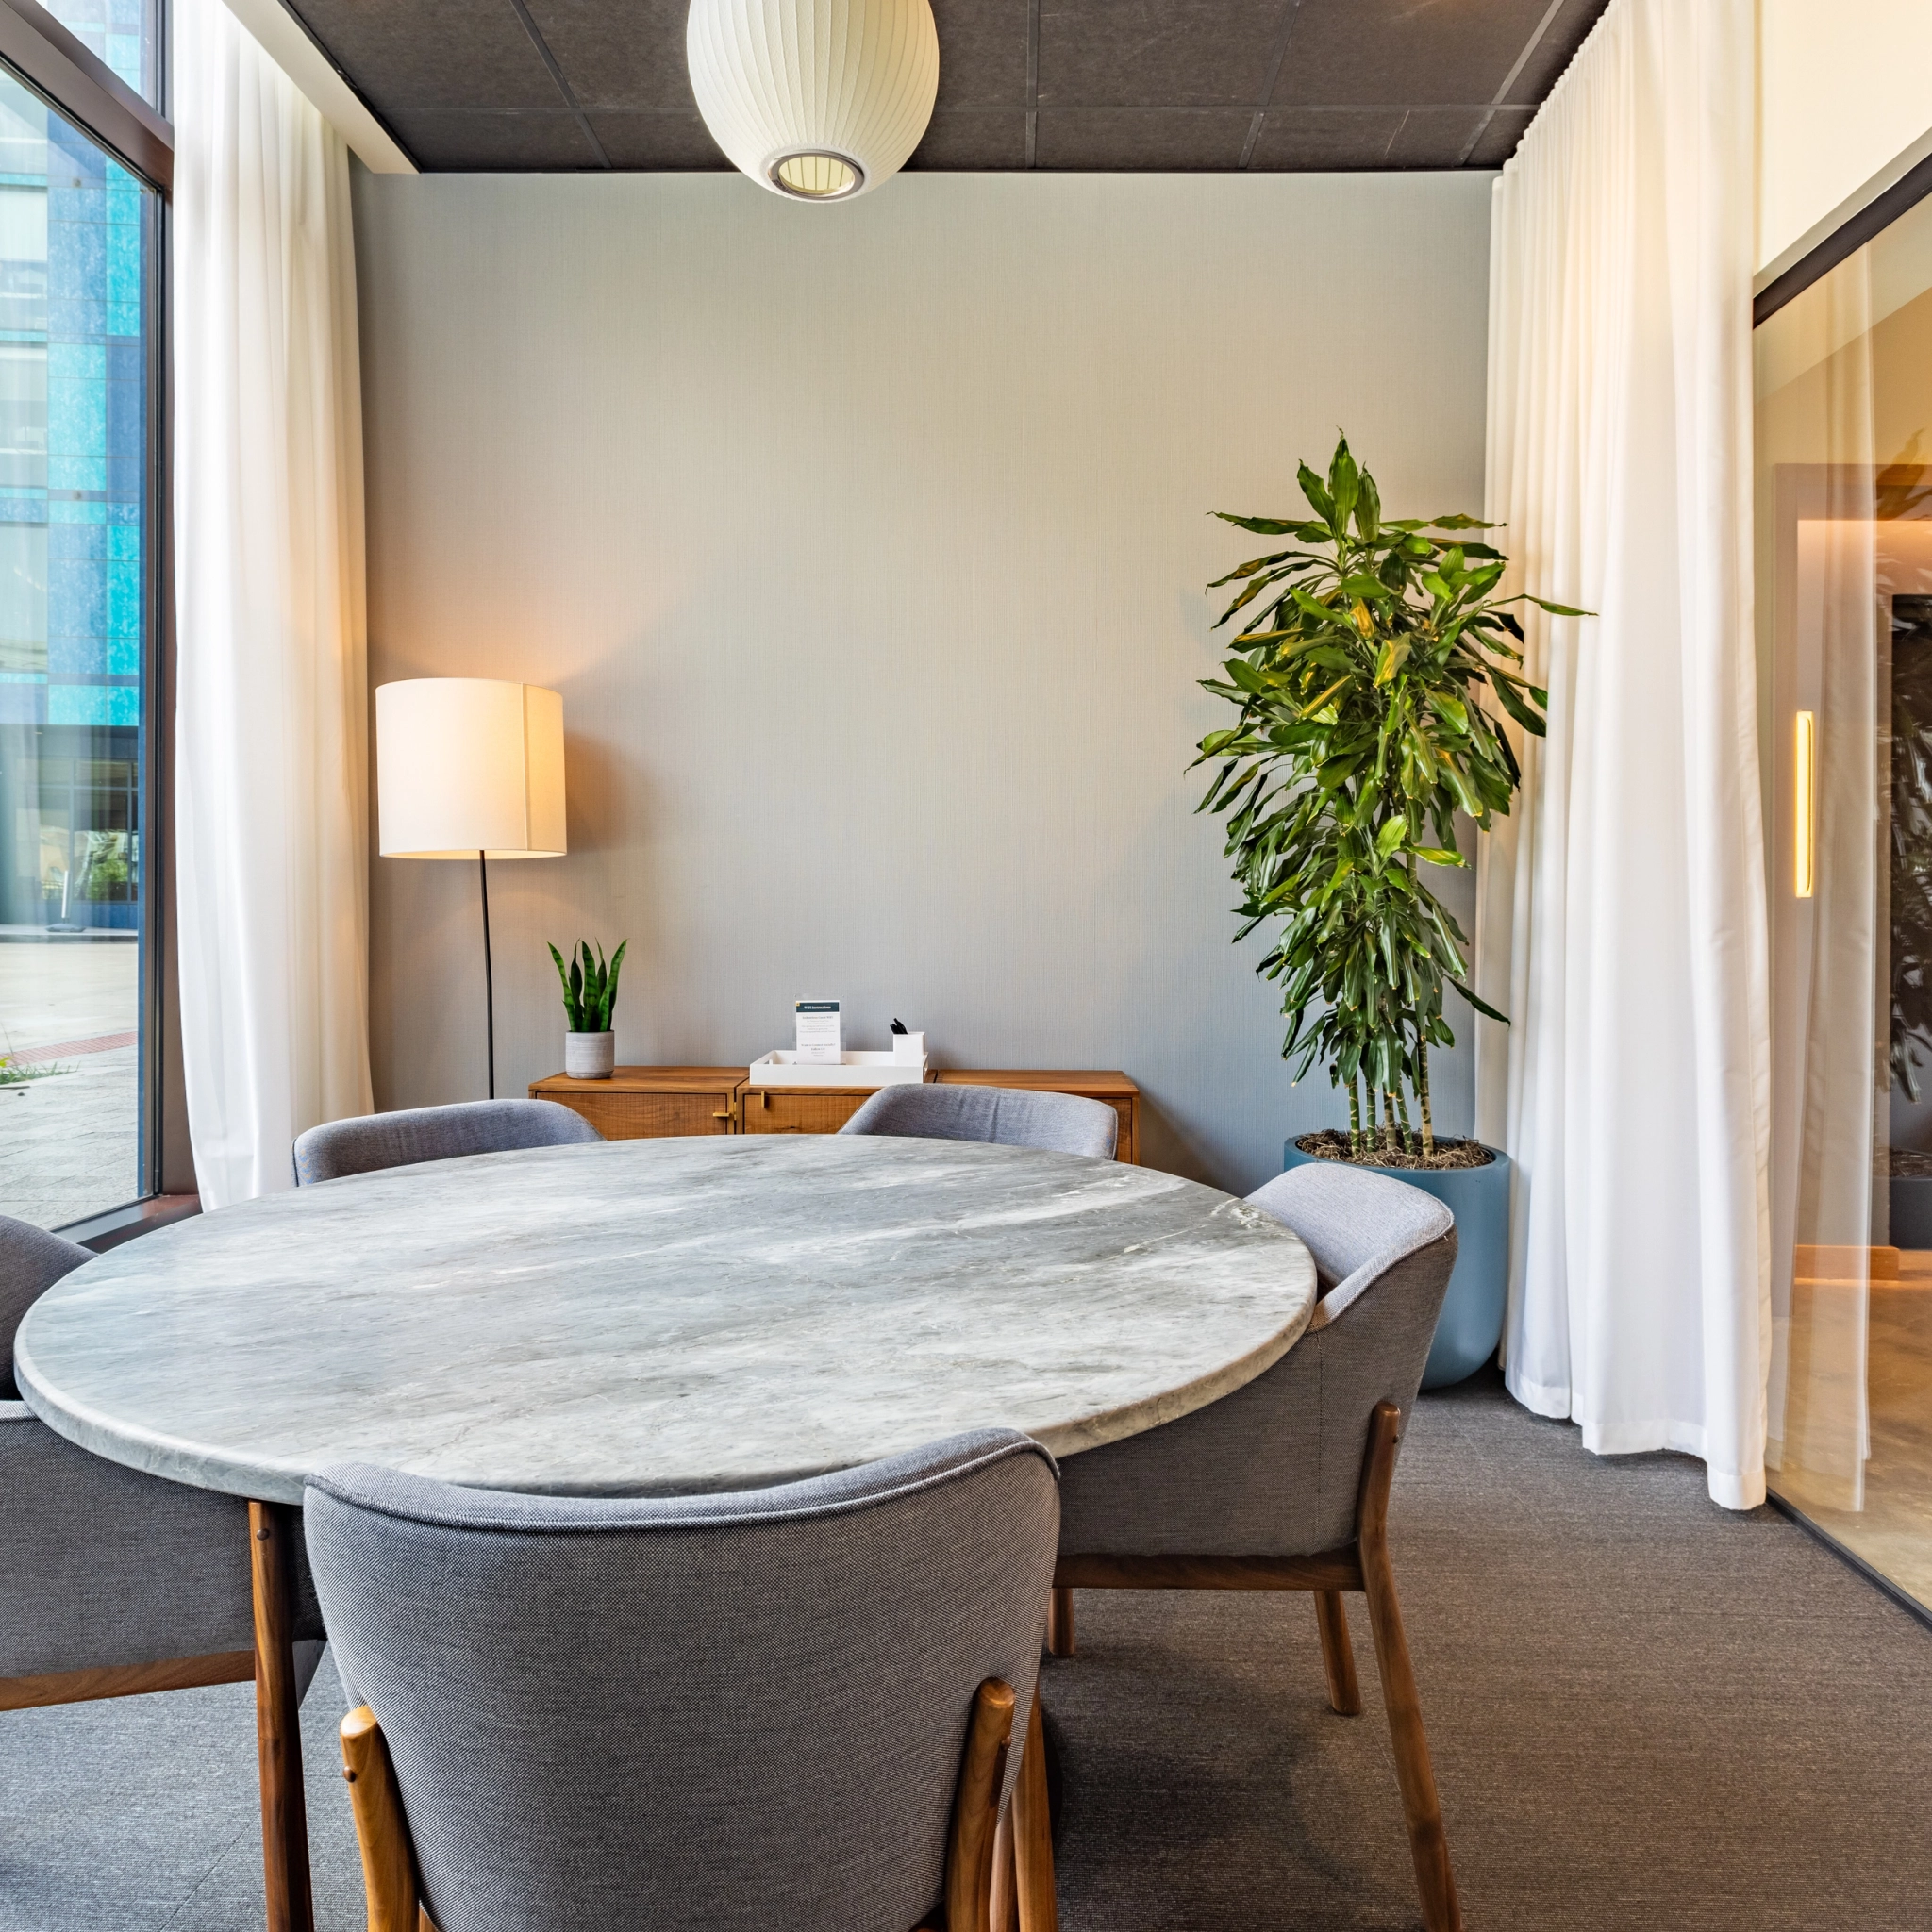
[
  {"left": 908, "top": 108, "right": 1030, "bottom": 169},
  {"left": 291, "top": 0, "right": 563, "bottom": 114},
  {"left": 1272, "top": 0, "right": 1567, "bottom": 108},
  {"left": 524, "top": 0, "right": 691, "bottom": 112},
  {"left": 1254, "top": 104, "right": 1487, "bottom": 172},
  {"left": 1038, "top": 0, "right": 1289, "bottom": 108},
  {"left": 928, "top": 0, "right": 1029, "bottom": 108},
  {"left": 1467, "top": 104, "right": 1536, "bottom": 168},
  {"left": 382, "top": 108, "right": 604, "bottom": 168},
  {"left": 586, "top": 109, "right": 726, "bottom": 167},
  {"left": 282, "top": 0, "right": 1613, "bottom": 175},
  {"left": 1247, "top": 106, "right": 1405, "bottom": 171},
  {"left": 1034, "top": 108, "right": 1255, "bottom": 171},
  {"left": 1504, "top": 0, "right": 1606, "bottom": 103}
]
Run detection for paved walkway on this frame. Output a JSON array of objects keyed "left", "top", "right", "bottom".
[{"left": 0, "top": 936, "right": 139, "bottom": 1229}]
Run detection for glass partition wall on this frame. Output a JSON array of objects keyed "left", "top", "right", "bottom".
[
  {"left": 1757, "top": 187, "right": 1932, "bottom": 1612},
  {"left": 0, "top": 18, "right": 161, "bottom": 1232}
]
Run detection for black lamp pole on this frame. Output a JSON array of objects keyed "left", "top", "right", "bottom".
[{"left": 479, "top": 851, "right": 495, "bottom": 1100}]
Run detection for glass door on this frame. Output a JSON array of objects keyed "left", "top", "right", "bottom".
[
  {"left": 0, "top": 41, "right": 159, "bottom": 1230},
  {"left": 1757, "top": 187, "right": 1932, "bottom": 1610}
]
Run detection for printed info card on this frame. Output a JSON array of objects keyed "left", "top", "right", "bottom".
[{"left": 795, "top": 1000, "right": 842, "bottom": 1065}]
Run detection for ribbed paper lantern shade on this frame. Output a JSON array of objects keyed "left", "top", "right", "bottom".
[{"left": 688, "top": 0, "right": 940, "bottom": 203}]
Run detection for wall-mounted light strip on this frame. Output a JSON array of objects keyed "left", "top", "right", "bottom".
[{"left": 1794, "top": 709, "right": 1817, "bottom": 898}]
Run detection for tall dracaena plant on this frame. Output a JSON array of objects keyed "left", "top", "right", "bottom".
[{"left": 1195, "top": 435, "right": 1577, "bottom": 1158}]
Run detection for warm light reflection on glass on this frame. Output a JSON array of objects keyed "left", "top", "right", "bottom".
[{"left": 1794, "top": 708, "right": 1816, "bottom": 898}]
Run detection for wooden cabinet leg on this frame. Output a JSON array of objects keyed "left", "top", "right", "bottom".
[
  {"left": 1314, "top": 1590, "right": 1361, "bottom": 1715},
  {"left": 1012, "top": 1686, "right": 1058, "bottom": 1932},
  {"left": 1357, "top": 1404, "right": 1459, "bottom": 1932},
  {"left": 1046, "top": 1587, "right": 1074, "bottom": 1658},
  {"left": 250, "top": 1501, "right": 315, "bottom": 1932}
]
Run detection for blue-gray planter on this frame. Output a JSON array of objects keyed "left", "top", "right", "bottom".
[
  {"left": 1890, "top": 1174, "right": 1932, "bottom": 1249},
  {"left": 1282, "top": 1139, "right": 1512, "bottom": 1389}
]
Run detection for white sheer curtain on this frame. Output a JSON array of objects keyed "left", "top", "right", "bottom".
[
  {"left": 173, "top": 0, "right": 372, "bottom": 1208},
  {"left": 1474, "top": 0, "right": 1773, "bottom": 1508}
]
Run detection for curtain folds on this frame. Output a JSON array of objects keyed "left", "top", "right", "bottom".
[
  {"left": 173, "top": 0, "right": 372, "bottom": 1208},
  {"left": 1474, "top": 0, "right": 1773, "bottom": 1508}
]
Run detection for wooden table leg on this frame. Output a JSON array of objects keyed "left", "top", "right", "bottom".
[
  {"left": 1012, "top": 1685, "right": 1058, "bottom": 1932},
  {"left": 250, "top": 1501, "right": 315, "bottom": 1932}
]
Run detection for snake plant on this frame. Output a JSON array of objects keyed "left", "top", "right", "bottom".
[{"left": 549, "top": 939, "right": 627, "bottom": 1033}]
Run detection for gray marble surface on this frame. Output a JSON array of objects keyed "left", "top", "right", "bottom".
[{"left": 17, "top": 1136, "right": 1316, "bottom": 1504}]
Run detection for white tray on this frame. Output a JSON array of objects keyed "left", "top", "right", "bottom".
[{"left": 748, "top": 1050, "right": 928, "bottom": 1089}]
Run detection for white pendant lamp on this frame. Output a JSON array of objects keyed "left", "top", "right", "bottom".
[{"left": 687, "top": 0, "right": 940, "bottom": 203}]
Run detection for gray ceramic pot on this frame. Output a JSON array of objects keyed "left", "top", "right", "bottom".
[
  {"left": 564, "top": 1031, "right": 616, "bottom": 1079},
  {"left": 1282, "top": 1138, "right": 1512, "bottom": 1389}
]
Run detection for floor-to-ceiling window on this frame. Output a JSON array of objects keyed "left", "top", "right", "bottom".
[
  {"left": 1757, "top": 177, "right": 1932, "bottom": 1615},
  {"left": 0, "top": 0, "right": 165, "bottom": 1231}
]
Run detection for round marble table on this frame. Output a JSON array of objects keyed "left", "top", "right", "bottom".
[
  {"left": 15, "top": 1133, "right": 1315, "bottom": 1932},
  {"left": 17, "top": 1134, "right": 1317, "bottom": 1503}
]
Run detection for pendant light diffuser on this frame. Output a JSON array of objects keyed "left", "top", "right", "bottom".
[{"left": 688, "top": 0, "right": 940, "bottom": 203}]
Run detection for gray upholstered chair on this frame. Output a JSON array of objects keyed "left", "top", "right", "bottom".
[
  {"left": 840, "top": 1082, "right": 1118, "bottom": 1158},
  {"left": 292, "top": 1096, "right": 602, "bottom": 1185},
  {"left": 0, "top": 1215, "right": 307, "bottom": 1711},
  {"left": 308, "top": 1429, "right": 1060, "bottom": 1932},
  {"left": 1051, "top": 1161, "right": 1463, "bottom": 1932}
]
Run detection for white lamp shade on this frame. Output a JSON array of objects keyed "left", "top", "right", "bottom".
[
  {"left": 376, "top": 679, "right": 566, "bottom": 859},
  {"left": 687, "top": 0, "right": 939, "bottom": 203}
]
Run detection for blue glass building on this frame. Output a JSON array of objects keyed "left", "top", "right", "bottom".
[{"left": 0, "top": 9, "right": 148, "bottom": 930}]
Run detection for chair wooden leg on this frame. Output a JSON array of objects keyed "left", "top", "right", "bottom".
[
  {"left": 340, "top": 1707, "right": 421, "bottom": 1932},
  {"left": 1357, "top": 1402, "right": 1460, "bottom": 1932},
  {"left": 1313, "top": 1590, "right": 1362, "bottom": 1715},
  {"left": 1011, "top": 1685, "right": 1058, "bottom": 1932},
  {"left": 991, "top": 1806, "right": 1018, "bottom": 1932},
  {"left": 1046, "top": 1586, "right": 1075, "bottom": 1658},
  {"left": 250, "top": 1500, "right": 315, "bottom": 1932},
  {"left": 943, "top": 1678, "right": 1015, "bottom": 1932}
]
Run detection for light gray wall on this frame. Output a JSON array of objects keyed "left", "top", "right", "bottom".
[{"left": 355, "top": 170, "right": 1491, "bottom": 1196}]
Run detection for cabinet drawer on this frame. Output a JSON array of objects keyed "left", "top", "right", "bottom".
[
  {"left": 740, "top": 1090, "right": 871, "bottom": 1135},
  {"left": 548, "top": 1090, "right": 737, "bottom": 1140}
]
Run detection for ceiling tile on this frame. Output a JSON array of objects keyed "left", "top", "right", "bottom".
[
  {"left": 523, "top": 0, "right": 691, "bottom": 112},
  {"left": 290, "top": 0, "right": 564, "bottom": 113},
  {"left": 286, "top": 0, "right": 1609, "bottom": 175},
  {"left": 1271, "top": 0, "right": 1561, "bottom": 109},
  {"left": 908, "top": 108, "right": 1030, "bottom": 169},
  {"left": 1246, "top": 107, "right": 1403, "bottom": 170},
  {"left": 1503, "top": 0, "right": 1612, "bottom": 104},
  {"left": 586, "top": 110, "right": 729, "bottom": 167},
  {"left": 929, "top": 0, "right": 1030, "bottom": 108},
  {"left": 387, "top": 108, "right": 606, "bottom": 169},
  {"left": 1037, "top": 0, "right": 1290, "bottom": 108},
  {"left": 1466, "top": 104, "right": 1536, "bottom": 168},
  {"left": 1034, "top": 108, "right": 1255, "bottom": 170},
  {"left": 1384, "top": 106, "right": 1491, "bottom": 169}
]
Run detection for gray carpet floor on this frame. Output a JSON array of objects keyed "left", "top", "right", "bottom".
[{"left": 6, "top": 1369, "right": 1931, "bottom": 1930}]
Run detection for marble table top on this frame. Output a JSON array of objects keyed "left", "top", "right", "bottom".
[{"left": 17, "top": 1135, "right": 1317, "bottom": 1505}]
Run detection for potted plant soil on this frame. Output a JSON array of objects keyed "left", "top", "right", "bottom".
[
  {"left": 550, "top": 938, "right": 627, "bottom": 1080},
  {"left": 1196, "top": 436, "right": 1580, "bottom": 1386}
]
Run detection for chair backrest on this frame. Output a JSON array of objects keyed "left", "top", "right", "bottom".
[
  {"left": 292, "top": 1099, "right": 602, "bottom": 1185},
  {"left": 305, "top": 1429, "right": 1060, "bottom": 1932},
  {"left": 1242, "top": 1162, "right": 1457, "bottom": 1545},
  {"left": 1246, "top": 1160, "right": 1457, "bottom": 1328},
  {"left": 840, "top": 1083, "right": 1118, "bottom": 1159},
  {"left": 0, "top": 1214, "right": 92, "bottom": 1394}
]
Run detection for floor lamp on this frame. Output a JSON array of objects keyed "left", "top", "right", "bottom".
[{"left": 375, "top": 678, "right": 567, "bottom": 1099}]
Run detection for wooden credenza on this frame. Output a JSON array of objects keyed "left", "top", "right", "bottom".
[
  {"left": 531, "top": 1065, "right": 1141, "bottom": 1162},
  {"left": 527, "top": 1066, "right": 742, "bottom": 1141}
]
